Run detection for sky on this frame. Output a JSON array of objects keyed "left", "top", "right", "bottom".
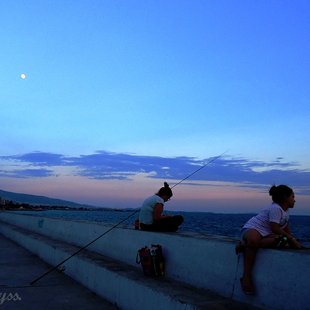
[{"left": 1, "top": 0, "right": 310, "bottom": 215}]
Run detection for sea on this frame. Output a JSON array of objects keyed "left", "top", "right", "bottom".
[{"left": 14, "top": 209, "right": 310, "bottom": 246}]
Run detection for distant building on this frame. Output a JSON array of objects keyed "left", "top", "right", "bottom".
[{"left": 0, "top": 197, "right": 6, "bottom": 209}]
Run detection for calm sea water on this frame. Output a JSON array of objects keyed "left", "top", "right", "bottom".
[{"left": 14, "top": 209, "right": 310, "bottom": 245}]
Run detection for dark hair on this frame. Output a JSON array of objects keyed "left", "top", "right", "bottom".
[
  {"left": 157, "top": 182, "right": 173, "bottom": 198},
  {"left": 269, "top": 185, "right": 293, "bottom": 204}
]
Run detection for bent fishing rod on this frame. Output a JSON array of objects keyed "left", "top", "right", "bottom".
[{"left": 30, "top": 150, "right": 227, "bottom": 285}]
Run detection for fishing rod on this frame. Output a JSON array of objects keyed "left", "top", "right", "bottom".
[
  {"left": 30, "top": 211, "right": 136, "bottom": 285},
  {"left": 30, "top": 150, "right": 227, "bottom": 285},
  {"left": 171, "top": 150, "right": 228, "bottom": 189}
]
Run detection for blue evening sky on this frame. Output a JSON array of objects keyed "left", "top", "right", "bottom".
[{"left": 1, "top": 1, "right": 309, "bottom": 214}]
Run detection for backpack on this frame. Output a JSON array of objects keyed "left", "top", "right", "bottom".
[{"left": 136, "top": 244, "right": 165, "bottom": 277}]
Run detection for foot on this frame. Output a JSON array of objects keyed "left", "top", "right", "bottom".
[{"left": 240, "top": 277, "right": 255, "bottom": 295}]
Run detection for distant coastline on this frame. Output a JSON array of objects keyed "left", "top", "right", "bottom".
[
  {"left": 0, "top": 188, "right": 98, "bottom": 210},
  {"left": 0, "top": 188, "right": 134, "bottom": 213}
]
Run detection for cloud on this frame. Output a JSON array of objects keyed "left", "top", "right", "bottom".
[
  {"left": 0, "top": 168, "right": 54, "bottom": 178},
  {"left": 1, "top": 151, "right": 309, "bottom": 194},
  {"left": 1, "top": 152, "right": 65, "bottom": 166},
  {"left": 193, "top": 158, "right": 309, "bottom": 186}
]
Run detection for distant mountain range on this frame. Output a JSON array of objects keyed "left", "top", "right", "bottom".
[{"left": 0, "top": 189, "right": 96, "bottom": 209}]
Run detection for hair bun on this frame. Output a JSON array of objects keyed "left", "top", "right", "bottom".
[
  {"left": 269, "top": 185, "right": 277, "bottom": 196},
  {"left": 157, "top": 182, "right": 173, "bottom": 198}
]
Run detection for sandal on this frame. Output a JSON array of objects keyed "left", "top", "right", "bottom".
[{"left": 240, "top": 277, "right": 255, "bottom": 295}]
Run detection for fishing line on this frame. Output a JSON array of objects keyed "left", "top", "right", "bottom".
[
  {"left": 30, "top": 211, "right": 137, "bottom": 285},
  {"left": 171, "top": 150, "right": 228, "bottom": 189},
  {"left": 30, "top": 150, "right": 227, "bottom": 285},
  {"left": 230, "top": 253, "right": 241, "bottom": 299}
]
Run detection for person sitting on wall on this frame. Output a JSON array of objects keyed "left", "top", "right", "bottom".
[
  {"left": 236, "top": 184, "right": 304, "bottom": 295},
  {"left": 138, "top": 182, "right": 183, "bottom": 232}
]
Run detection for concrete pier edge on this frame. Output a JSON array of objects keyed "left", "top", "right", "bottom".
[{"left": 0, "top": 212, "right": 309, "bottom": 310}]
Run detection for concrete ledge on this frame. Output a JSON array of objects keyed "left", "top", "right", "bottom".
[
  {"left": 1, "top": 212, "right": 309, "bottom": 310},
  {"left": 0, "top": 212, "right": 238, "bottom": 295},
  {"left": 0, "top": 220, "right": 257, "bottom": 310}
]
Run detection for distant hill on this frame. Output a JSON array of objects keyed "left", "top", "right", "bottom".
[{"left": 0, "top": 189, "right": 96, "bottom": 209}]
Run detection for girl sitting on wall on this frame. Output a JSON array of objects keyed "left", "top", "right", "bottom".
[
  {"left": 138, "top": 182, "right": 183, "bottom": 232},
  {"left": 237, "top": 184, "right": 304, "bottom": 295}
]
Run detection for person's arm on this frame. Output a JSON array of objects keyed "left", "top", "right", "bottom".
[
  {"left": 270, "top": 222, "right": 303, "bottom": 249},
  {"left": 153, "top": 203, "right": 171, "bottom": 220},
  {"left": 283, "top": 224, "right": 292, "bottom": 234},
  {"left": 153, "top": 203, "right": 164, "bottom": 220}
]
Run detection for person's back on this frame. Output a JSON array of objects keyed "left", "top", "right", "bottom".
[
  {"left": 139, "top": 194, "right": 164, "bottom": 225},
  {"left": 243, "top": 203, "right": 289, "bottom": 237}
]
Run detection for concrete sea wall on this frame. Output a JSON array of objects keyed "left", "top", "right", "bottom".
[{"left": 0, "top": 212, "right": 309, "bottom": 310}]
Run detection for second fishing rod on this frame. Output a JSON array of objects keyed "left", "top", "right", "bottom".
[{"left": 30, "top": 150, "right": 227, "bottom": 285}]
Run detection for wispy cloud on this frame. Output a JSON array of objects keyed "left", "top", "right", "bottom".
[
  {"left": 3, "top": 152, "right": 66, "bottom": 166},
  {"left": 1, "top": 151, "right": 309, "bottom": 194},
  {"left": 0, "top": 168, "right": 54, "bottom": 178}
]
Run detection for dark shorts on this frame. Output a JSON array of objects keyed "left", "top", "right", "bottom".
[{"left": 140, "top": 215, "right": 184, "bottom": 232}]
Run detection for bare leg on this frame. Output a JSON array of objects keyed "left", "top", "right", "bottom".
[
  {"left": 259, "top": 236, "right": 279, "bottom": 248},
  {"left": 242, "top": 246, "right": 257, "bottom": 294},
  {"left": 240, "top": 230, "right": 278, "bottom": 295},
  {"left": 241, "top": 229, "right": 270, "bottom": 294}
]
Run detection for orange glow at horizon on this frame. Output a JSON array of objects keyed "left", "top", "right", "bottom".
[{"left": 0, "top": 174, "right": 309, "bottom": 215}]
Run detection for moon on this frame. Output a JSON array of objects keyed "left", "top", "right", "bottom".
[{"left": 20, "top": 73, "right": 27, "bottom": 79}]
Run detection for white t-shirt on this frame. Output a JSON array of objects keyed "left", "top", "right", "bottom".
[
  {"left": 139, "top": 195, "right": 164, "bottom": 225},
  {"left": 243, "top": 203, "right": 289, "bottom": 237}
]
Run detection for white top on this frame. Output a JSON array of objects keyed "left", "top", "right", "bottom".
[
  {"left": 139, "top": 194, "right": 164, "bottom": 225},
  {"left": 243, "top": 203, "right": 289, "bottom": 237}
]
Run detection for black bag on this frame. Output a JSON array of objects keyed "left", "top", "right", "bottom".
[{"left": 136, "top": 244, "right": 165, "bottom": 277}]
